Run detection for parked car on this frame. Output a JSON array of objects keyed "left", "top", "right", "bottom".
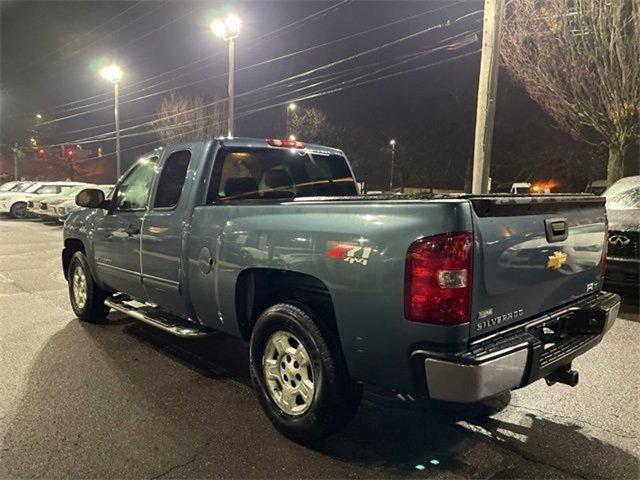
[
  {"left": 585, "top": 179, "right": 608, "bottom": 196},
  {"left": 0, "top": 182, "right": 86, "bottom": 218},
  {"left": 0, "top": 181, "right": 30, "bottom": 192},
  {"left": 603, "top": 176, "right": 640, "bottom": 289},
  {"left": 27, "top": 183, "right": 88, "bottom": 218},
  {"left": 62, "top": 138, "right": 619, "bottom": 442},
  {"left": 491, "top": 182, "right": 532, "bottom": 194},
  {"left": 0, "top": 181, "right": 35, "bottom": 194},
  {"left": 56, "top": 184, "right": 114, "bottom": 222}
]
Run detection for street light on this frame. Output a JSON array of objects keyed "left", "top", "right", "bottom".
[
  {"left": 100, "top": 64, "right": 123, "bottom": 180},
  {"left": 211, "top": 14, "right": 240, "bottom": 137},
  {"left": 389, "top": 139, "right": 396, "bottom": 191},
  {"left": 35, "top": 113, "right": 42, "bottom": 120}
]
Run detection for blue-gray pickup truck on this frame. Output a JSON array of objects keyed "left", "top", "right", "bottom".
[{"left": 63, "top": 137, "right": 621, "bottom": 442}]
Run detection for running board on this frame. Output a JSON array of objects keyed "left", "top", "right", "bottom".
[{"left": 104, "top": 295, "right": 210, "bottom": 338}]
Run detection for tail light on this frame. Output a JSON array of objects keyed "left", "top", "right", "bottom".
[
  {"left": 600, "top": 215, "right": 609, "bottom": 278},
  {"left": 266, "top": 138, "right": 305, "bottom": 149},
  {"left": 404, "top": 231, "right": 473, "bottom": 325}
]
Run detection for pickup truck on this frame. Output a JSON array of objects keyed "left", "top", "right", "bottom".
[{"left": 62, "top": 137, "right": 621, "bottom": 442}]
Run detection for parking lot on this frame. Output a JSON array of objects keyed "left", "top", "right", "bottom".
[{"left": 0, "top": 216, "right": 638, "bottom": 479}]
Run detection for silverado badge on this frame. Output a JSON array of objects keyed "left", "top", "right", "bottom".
[{"left": 547, "top": 251, "right": 567, "bottom": 270}]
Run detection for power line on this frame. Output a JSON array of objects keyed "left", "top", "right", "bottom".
[
  {"left": 67, "top": 46, "right": 480, "bottom": 168},
  {"left": 40, "top": 0, "right": 353, "bottom": 115},
  {"left": 54, "top": 31, "right": 481, "bottom": 148},
  {"left": 40, "top": 0, "right": 462, "bottom": 121},
  {"left": 23, "top": 1, "right": 144, "bottom": 68},
  {"left": 39, "top": 2, "right": 472, "bottom": 128}
]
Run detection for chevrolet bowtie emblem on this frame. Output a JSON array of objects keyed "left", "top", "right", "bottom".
[{"left": 547, "top": 251, "right": 567, "bottom": 270}]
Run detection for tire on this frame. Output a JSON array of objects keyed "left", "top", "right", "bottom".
[
  {"left": 67, "top": 251, "right": 110, "bottom": 323},
  {"left": 250, "top": 302, "right": 361, "bottom": 443},
  {"left": 9, "top": 202, "right": 27, "bottom": 219}
]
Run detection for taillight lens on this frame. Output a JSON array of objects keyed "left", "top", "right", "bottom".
[
  {"left": 404, "top": 231, "right": 473, "bottom": 325},
  {"left": 600, "top": 214, "right": 608, "bottom": 278}
]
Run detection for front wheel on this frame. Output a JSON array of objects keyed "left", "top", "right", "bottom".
[
  {"left": 250, "top": 303, "right": 361, "bottom": 443},
  {"left": 67, "top": 252, "right": 110, "bottom": 323},
  {"left": 9, "top": 202, "right": 27, "bottom": 219}
]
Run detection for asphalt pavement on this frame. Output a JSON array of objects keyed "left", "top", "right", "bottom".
[{"left": 0, "top": 217, "right": 638, "bottom": 479}]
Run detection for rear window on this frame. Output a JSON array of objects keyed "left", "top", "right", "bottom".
[{"left": 209, "top": 148, "right": 356, "bottom": 202}]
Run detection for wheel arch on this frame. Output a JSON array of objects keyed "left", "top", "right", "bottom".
[
  {"left": 235, "top": 268, "right": 340, "bottom": 343},
  {"left": 62, "top": 238, "right": 86, "bottom": 280}
]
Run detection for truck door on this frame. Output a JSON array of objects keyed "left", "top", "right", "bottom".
[
  {"left": 92, "top": 156, "right": 158, "bottom": 300},
  {"left": 141, "top": 148, "right": 194, "bottom": 315}
]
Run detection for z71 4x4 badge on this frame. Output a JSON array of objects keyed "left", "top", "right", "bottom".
[{"left": 324, "top": 242, "right": 372, "bottom": 266}]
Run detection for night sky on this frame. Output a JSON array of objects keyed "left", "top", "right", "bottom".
[{"left": 0, "top": 0, "right": 616, "bottom": 189}]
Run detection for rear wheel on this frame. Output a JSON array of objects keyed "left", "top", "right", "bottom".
[
  {"left": 67, "top": 251, "right": 110, "bottom": 322},
  {"left": 9, "top": 202, "right": 27, "bottom": 219},
  {"left": 250, "top": 303, "right": 361, "bottom": 443}
]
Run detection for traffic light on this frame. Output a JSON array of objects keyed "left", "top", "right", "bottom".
[
  {"left": 65, "top": 147, "right": 75, "bottom": 159},
  {"left": 36, "top": 147, "right": 45, "bottom": 158}
]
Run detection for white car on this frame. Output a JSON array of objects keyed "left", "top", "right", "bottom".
[
  {"left": 0, "top": 182, "right": 86, "bottom": 219},
  {"left": 56, "top": 184, "right": 114, "bottom": 221},
  {"left": 27, "top": 184, "right": 89, "bottom": 218},
  {"left": 0, "top": 181, "right": 35, "bottom": 193}
]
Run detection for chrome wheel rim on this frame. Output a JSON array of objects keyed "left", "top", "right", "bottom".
[
  {"left": 72, "top": 265, "right": 87, "bottom": 309},
  {"left": 262, "top": 330, "right": 315, "bottom": 416}
]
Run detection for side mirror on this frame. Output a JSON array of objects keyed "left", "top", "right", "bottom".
[{"left": 76, "top": 188, "right": 106, "bottom": 209}]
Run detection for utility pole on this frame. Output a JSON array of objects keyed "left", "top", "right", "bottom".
[{"left": 471, "top": 0, "right": 506, "bottom": 194}]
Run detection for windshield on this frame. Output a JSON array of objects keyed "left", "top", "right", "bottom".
[
  {"left": 0, "top": 182, "right": 17, "bottom": 192},
  {"left": 211, "top": 149, "right": 357, "bottom": 201},
  {"left": 14, "top": 183, "right": 32, "bottom": 192},
  {"left": 606, "top": 186, "right": 640, "bottom": 210},
  {"left": 24, "top": 183, "right": 43, "bottom": 193},
  {"left": 62, "top": 185, "right": 86, "bottom": 197}
]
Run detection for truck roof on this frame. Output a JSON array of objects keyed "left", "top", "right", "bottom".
[{"left": 152, "top": 137, "right": 345, "bottom": 157}]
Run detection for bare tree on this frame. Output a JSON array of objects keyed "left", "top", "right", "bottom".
[
  {"left": 501, "top": 0, "right": 639, "bottom": 184},
  {"left": 288, "top": 107, "right": 347, "bottom": 147},
  {"left": 154, "top": 91, "right": 225, "bottom": 144}
]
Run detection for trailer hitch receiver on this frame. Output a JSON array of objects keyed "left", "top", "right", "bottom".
[{"left": 545, "top": 363, "right": 579, "bottom": 387}]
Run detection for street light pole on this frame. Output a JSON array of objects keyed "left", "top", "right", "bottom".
[
  {"left": 286, "top": 103, "right": 297, "bottom": 137},
  {"left": 100, "top": 64, "right": 123, "bottom": 180},
  {"left": 389, "top": 139, "right": 396, "bottom": 191},
  {"left": 114, "top": 79, "right": 121, "bottom": 180},
  {"left": 212, "top": 14, "right": 240, "bottom": 137},
  {"left": 227, "top": 37, "right": 235, "bottom": 137}
]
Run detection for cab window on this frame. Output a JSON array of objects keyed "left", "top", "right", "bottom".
[
  {"left": 154, "top": 150, "right": 191, "bottom": 209},
  {"left": 36, "top": 185, "right": 59, "bottom": 195},
  {"left": 115, "top": 157, "right": 158, "bottom": 211},
  {"left": 210, "top": 149, "right": 356, "bottom": 202}
]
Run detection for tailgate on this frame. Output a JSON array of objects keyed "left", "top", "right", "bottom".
[{"left": 469, "top": 195, "right": 607, "bottom": 338}]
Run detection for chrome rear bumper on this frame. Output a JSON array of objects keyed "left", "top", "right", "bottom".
[{"left": 417, "top": 291, "right": 620, "bottom": 403}]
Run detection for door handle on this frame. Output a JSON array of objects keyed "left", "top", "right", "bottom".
[{"left": 544, "top": 218, "right": 568, "bottom": 242}]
